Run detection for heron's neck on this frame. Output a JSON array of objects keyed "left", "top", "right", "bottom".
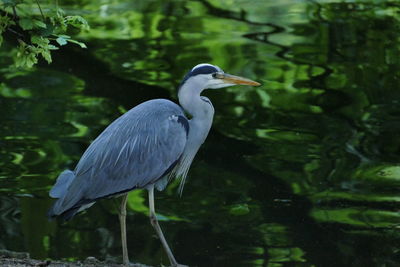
[
  {"left": 178, "top": 83, "right": 215, "bottom": 151},
  {"left": 178, "top": 84, "right": 214, "bottom": 120},
  {"left": 174, "top": 82, "right": 215, "bottom": 192}
]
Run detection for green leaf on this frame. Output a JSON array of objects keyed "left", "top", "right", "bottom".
[
  {"left": 0, "top": 15, "right": 14, "bottom": 32},
  {"left": 41, "top": 49, "right": 52, "bottom": 64},
  {"left": 25, "top": 53, "right": 37, "bottom": 68},
  {"left": 49, "top": 9, "right": 67, "bottom": 32},
  {"left": 33, "top": 19, "right": 47, "bottom": 29},
  {"left": 56, "top": 36, "right": 67, "bottom": 46},
  {"left": 19, "top": 18, "right": 34, "bottom": 30},
  {"left": 48, "top": 44, "right": 59, "bottom": 50},
  {"left": 17, "top": 18, "right": 47, "bottom": 31},
  {"left": 15, "top": 41, "right": 38, "bottom": 68},
  {"left": 67, "top": 39, "right": 87, "bottom": 48},
  {"left": 64, "top": 15, "right": 90, "bottom": 31},
  {"left": 31, "top": 35, "right": 49, "bottom": 47},
  {"left": 36, "top": 22, "right": 55, "bottom": 37}
]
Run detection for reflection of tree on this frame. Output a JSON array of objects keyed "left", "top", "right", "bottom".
[
  {"left": 202, "top": 1, "right": 400, "bottom": 266},
  {"left": 198, "top": 0, "right": 285, "bottom": 28},
  {"left": 0, "top": 46, "right": 121, "bottom": 259}
]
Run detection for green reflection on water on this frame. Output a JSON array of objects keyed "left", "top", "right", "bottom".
[{"left": 1, "top": 0, "right": 400, "bottom": 266}]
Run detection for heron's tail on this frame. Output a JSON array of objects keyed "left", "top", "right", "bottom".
[
  {"left": 49, "top": 170, "right": 75, "bottom": 199},
  {"left": 48, "top": 170, "right": 81, "bottom": 220}
]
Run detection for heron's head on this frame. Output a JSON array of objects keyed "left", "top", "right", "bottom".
[{"left": 179, "top": 63, "right": 260, "bottom": 92}]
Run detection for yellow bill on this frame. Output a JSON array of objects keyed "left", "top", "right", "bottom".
[{"left": 221, "top": 73, "right": 261, "bottom": 86}]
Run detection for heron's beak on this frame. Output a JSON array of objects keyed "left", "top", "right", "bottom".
[{"left": 221, "top": 73, "right": 261, "bottom": 86}]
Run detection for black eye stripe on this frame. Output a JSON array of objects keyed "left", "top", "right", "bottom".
[{"left": 179, "top": 65, "right": 219, "bottom": 89}]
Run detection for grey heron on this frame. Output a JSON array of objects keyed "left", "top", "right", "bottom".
[{"left": 48, "top": 63, "right": 260, "bottom": 266}]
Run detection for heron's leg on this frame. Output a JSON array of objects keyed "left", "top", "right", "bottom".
[
  {"left": 148, "top": 186, "right": 180, "bottom": 267},
  {"left": 119, "top": 193, "right": 129, "bottom": 266}
]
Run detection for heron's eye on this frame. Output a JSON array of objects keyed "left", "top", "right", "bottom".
[{"left": 212, "top": 73, "right": 217, "bottom": 78}]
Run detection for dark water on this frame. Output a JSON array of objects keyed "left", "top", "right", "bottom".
[{"left": 1, "top": 1, "right": 400, "bottom": 266}]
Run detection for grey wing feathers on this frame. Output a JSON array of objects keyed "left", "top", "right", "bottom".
[
  {"left": 49, "top": 170, "right": 75, "bottom": 198},
  {"left": 48, "top": 99, "right": 188, "bottom": 218}
]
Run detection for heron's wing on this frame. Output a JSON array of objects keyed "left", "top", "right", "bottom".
[{"left": 52, "top": 99, "right": 188, "bottom": 215}]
